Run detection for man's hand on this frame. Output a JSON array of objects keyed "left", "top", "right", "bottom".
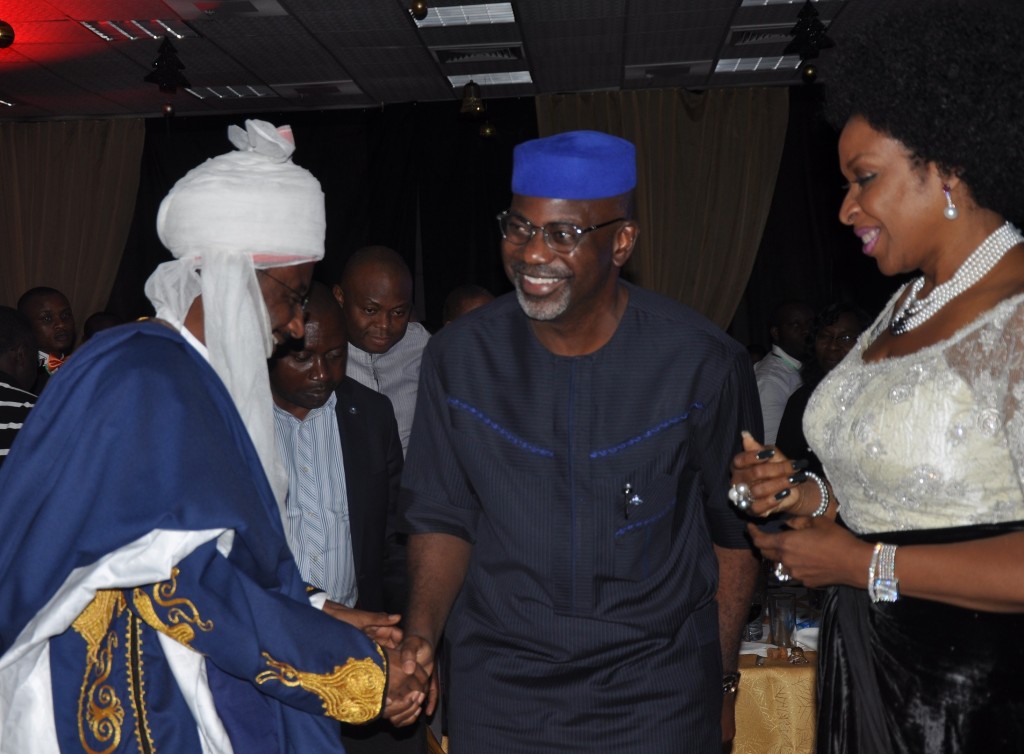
[
  {"left": 383, "top": 645, "right": 429, "bottom": 726},
  {"left": 399, "top": 634, "right": 438, "bottom": 716},
  {"left": 721, "top": 692, "right": 737, "bottom": 744},
  {"left": 322, "top": 601, "right": 403, "bottom": 648}
]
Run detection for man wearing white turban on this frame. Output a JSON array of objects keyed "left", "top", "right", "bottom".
[{"left": 0, "top": 120, "right": 426, "bottom": 754}]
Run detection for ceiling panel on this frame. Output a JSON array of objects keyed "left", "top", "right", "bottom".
[{"left": 0, "top": 0, "right": 871, "bottom": 121}]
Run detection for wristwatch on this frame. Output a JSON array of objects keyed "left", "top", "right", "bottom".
[{"left": 722, "top": 672, "right": 741, "bottom": 695}]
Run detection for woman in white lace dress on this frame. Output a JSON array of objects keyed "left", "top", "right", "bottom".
[{"left": 730, "top": 2, "right": 1024, "bottom": 752}]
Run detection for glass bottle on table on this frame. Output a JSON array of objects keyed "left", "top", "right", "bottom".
[{"left": 744, "top": 558, "right": 767, "bottom": 641}]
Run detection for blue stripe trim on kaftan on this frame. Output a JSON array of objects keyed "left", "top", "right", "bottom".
[
  {"left": 446, "top": 397, "right": 555, "bottom": 457},
  {"left": 614, "top": 500, "right": 676, "bottom": 538},
  {"left": 590, "top": 402, "right": 704, "bottom": 458}
]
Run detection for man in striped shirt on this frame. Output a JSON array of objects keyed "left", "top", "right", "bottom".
[
  {"left": 0, "top": 306, "right": 37, "bottom": 469},
  {"left": 271, "top": 282, "right": 423, "bottom": 753}
]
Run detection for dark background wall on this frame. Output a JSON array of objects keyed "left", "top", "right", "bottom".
[
  {"left": 108, "top": 97, "right": 537, "bottom": 331},
  {"left": 733, "top": 85, "right": 900, "bottom": 350},
  {"left": 107, "top": 87, "right": 896, "bottom": 336}
]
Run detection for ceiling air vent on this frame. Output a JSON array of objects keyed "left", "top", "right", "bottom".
[
  {"left": 164, "top": 0, "right": 287, "bottom": 20},
  {"left": 432, "top": 45, "right": 523, "bottom": 66},
  {"left": 729, "top": 25, "right": 793, "bottom": 47},
  {"left": 624, "top": 61, "right": 711, "bottom": 82},
  {"left": 272, "top": 81, "right": 365, "bottom": 98}
]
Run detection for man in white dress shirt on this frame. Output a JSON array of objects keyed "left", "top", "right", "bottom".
[{"left": 753, "top": 300, "right": 813, "bottom": 446}]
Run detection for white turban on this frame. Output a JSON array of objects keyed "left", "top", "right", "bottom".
[{"left": 144, "top": 120, "right": 325, "bottom": 522}]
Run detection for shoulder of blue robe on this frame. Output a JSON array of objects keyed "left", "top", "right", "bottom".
[
  {"left": 0, "top": 321, "right": 295, "bottom": 646},
  {"left": 0, "top": 321, "right": 387, "bottom": 750}
]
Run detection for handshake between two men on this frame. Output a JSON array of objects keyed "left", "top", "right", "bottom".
[{"left": 322, "top": 600, "right": 438, "bottom": 727}]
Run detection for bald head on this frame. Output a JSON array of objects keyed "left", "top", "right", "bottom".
[
  {"left": 339, "top": 246, "right": 412, "bottom": 290},
  {"left": 333, "top": 246, "right": 414, "bottom": 354}
]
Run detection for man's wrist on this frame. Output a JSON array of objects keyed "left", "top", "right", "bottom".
[
  {"left": 403, "top": 629, "right": 436, "bottom": 648},
  {"left": 722, "top": 672, "right": 741, "bottom": 695}
]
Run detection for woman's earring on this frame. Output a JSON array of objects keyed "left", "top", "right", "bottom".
[{"left": 943, "top": 184, "right": 959, "bottom": 220}]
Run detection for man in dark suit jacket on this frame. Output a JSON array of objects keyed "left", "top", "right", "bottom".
[
  {"left": 270, "top": 281, "right": 423, "bottom": 753},
  {"left": 335, "top": 374, "right": 407, "bottom": 615}
]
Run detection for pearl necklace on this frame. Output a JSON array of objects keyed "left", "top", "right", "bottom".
[{"left": 889, "top": 222, "right": 1024, "bottom": 336}]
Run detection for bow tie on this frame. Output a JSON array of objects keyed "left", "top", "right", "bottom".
[{"left": 45, "top": 353, "right": 65, "bottom": 374}]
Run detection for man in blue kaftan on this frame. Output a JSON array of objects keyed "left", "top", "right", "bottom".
[
  {"left": 399, "top": 131, "right": 761, "bottom": 753},
  {"left": 0, "top": 120, "right": 425, "bottom": 753}
]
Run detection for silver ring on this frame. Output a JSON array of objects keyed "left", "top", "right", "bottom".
[
  {"left": 728, "top": 483, "right": 753, "bottom": 511},
  {"left": 773, "top": 561, "right": 791, "bottom": 582}
]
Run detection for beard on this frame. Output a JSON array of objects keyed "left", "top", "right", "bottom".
[
  {"left": 513, "top": 283, "right": 571, "bottom": 321},
  {"left": 509, "top": 262, "right": 572, "bottom": 321}
]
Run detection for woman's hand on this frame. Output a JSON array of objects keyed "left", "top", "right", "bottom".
[
  {"left": 730, "top": 431, "right": 817, "bottom": 518},
  {"left": 748, "top": 517, "right": 872, "bottom": 589}
]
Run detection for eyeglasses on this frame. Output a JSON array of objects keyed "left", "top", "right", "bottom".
[
  {"left": 815, "top": 332, "right": 856, "bottom": 346},
  {"left": 257, "top": 269, "right": 310, "bottom": 313},
  {"left": 496, "top": 210, "right": 626, "bottom": 254}
]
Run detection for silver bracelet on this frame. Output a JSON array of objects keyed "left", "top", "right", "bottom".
[
  {"left": 804, "top": 471, "right": 830, "bottom": 517},
  {"left": 867, "top": 542, "right": 900, "bottom": 603},
  {"left": 867, "top": 542, "right": 881, "bottom": 599}
]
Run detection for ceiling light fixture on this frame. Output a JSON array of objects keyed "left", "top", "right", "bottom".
[
  {"left": 153, "top": 20, "right": 188, "bottom": 40},
  {"left": 0, "top": 20, "right": 16, "bottom": 48},
  {"left": 448, "top": 71, "right": 532, "bottom": 87},
  {"left": 715, "top": 56, "right": 800, "bottom": 74},
  {"left": 410, "top": 0, "right": 428, "bottom": 21},
  {"left": 459, "top": 80, "right": 485, "bottom": 119},
  {"left": 130, "top": 20, "right": 162, "bottom": 40},
  {"left": 415, "top": 2, "right": 514, "bottom": 28}
]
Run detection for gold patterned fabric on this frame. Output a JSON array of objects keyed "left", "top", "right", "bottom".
[
  {"left": 131, "top": 568, "right": 214, "bottom": 648},
  {"left": 255, "top": 649, "right": 386, "bottom": 724},
  {"left": 731, "top": 652, "right": 817, "bottom": 754}
]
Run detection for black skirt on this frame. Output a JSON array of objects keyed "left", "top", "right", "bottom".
[{"left": 817, "top": 521, "right": 1024, "bottom": 754}]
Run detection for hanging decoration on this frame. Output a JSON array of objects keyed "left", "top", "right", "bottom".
[
  {"left": 783, "top": 0, "right": 834, "bottom": 84},
  {"left": 144, "top": 37, "right": 190, "bottom": 94}
]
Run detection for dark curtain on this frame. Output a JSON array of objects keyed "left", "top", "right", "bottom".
[
  {"left": 107, "top": 99, "right": 537, "bottom": 332},
  {"left": 0, "top": 119, "right": 144, "bottom": 334},
  {"left": 536, "top": 88, "right": 789, "bottom": 330},
  {"left": 732, "top": 85, "right": 899, "bottom": 349}
]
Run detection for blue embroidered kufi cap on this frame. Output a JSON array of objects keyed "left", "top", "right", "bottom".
[{"left": 512, "top": 130, "right": 636, "bottom": 200}]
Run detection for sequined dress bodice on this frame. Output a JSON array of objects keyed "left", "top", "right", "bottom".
[{"left": 804, "top": 288, "right": 1024, "bottom": 534}]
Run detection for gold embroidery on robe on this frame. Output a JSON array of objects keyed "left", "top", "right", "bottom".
[
  {"left": 73, "top": 591, "right": 127, "bottom": 754},
  {"left": 255, "top": 649, "right": 386, "bottom": 724},
  {"left": 125, "top": 615, "right": 156, "bottom": 754},
  {"left": 132, "top": 567, "right": 213, "bottom": 647}
]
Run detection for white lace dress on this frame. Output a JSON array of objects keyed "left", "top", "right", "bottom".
[
  {"left": 806, "top": 286, "right": 1024, "bottom": 754},
  {"left": 804, "top": 286, "right": 1024, "bottom": 535}
]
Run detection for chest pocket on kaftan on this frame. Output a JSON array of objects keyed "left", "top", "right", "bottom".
[{"left": 611, "top": 470, "right": 680, "bottom": 581}]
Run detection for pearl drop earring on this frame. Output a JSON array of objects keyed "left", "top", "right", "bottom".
[{"left": 943, "top": 184, "right": 959, "bottom": 220}]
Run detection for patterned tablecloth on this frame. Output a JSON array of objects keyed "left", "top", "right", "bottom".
[{"left": 730, "top": 651, "right": 817, "bottom": 754}]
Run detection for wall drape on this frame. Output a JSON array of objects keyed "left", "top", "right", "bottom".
[
  {"left": 536, "top": 88, "right": 788, "bottom": 328},
  {"left": 0, "top": 119, "right": 144, "bottom": 332}
]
